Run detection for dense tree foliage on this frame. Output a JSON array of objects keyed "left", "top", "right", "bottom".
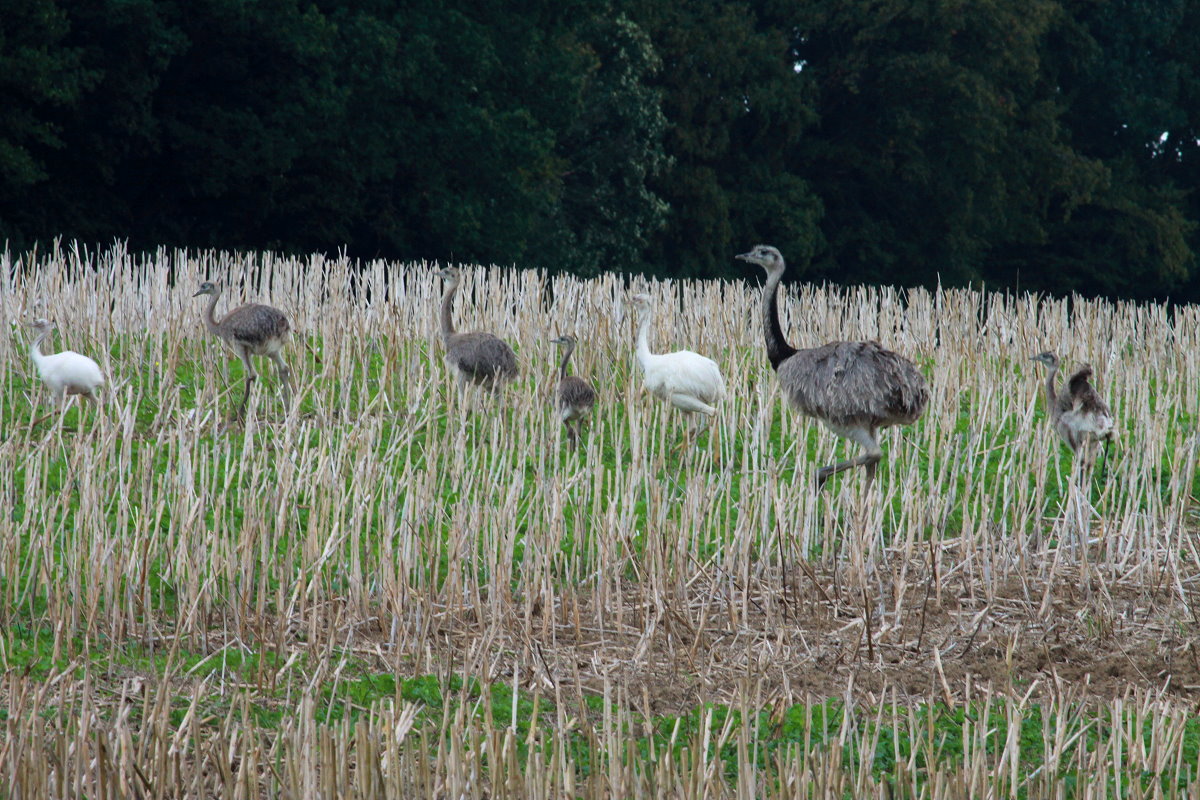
[{"left": 0, "top": 0, "right": 1196, "bottom": 301}]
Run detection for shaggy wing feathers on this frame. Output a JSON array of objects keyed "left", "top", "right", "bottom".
[
  {"left": 777, "top": 341, "right": 928, "bottom": 428},
  {"left": 1065, "top": 366, "right": 1115, "bottom": 439},
  {"left": 447, "top": 332, "right": 518, "bottom": 385},
  {"left": 220, "top": 303, "right": 290, "bottom": 349}
]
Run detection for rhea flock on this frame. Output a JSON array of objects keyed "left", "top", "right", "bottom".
[
  {"left": 26, "top": 317, "right": 105, "bottom": 425},
  {"left": 550, "top": 334, "right": 596, "bottom": 448},
  {"left": 630, "top": 292, "right": 725, "bottom": 448},
  {"left": 437, "top": 266, "right": 519, "bottom": 393},
  {"left": 737, "top": 245, "right": 929, "bottom": 488},
  {"left": 1030, "top": 351, "right": 1116, "bottom": 469},
  {"left": 193, "top": 281, "right": 293, "bottom": 415}
]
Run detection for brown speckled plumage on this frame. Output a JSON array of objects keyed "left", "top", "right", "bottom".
[
  {"left": 551, "top": 334, "right": 595, "bottom": 447},
  {"left": 194, "top": 281, "right": 293, "bottom": 413},
  {"left": 1031, "top": 352, "right": 1115, "bottom": 460}
]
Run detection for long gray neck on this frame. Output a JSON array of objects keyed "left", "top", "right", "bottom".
[
  {"left": 203, "top": 287, "right": 223, "bottom": 334},
  {"left": 761, "top": 264, "right": 797, "bottom": 370},
  {"left": 558, "top": 341, "right": 575, "bottom": 380},
  {"left": 1044, "top": 364, "right": 1059, "bottom": 416},
  {"left": 440, "top": 281, "right": 458, "bottom": 341}
]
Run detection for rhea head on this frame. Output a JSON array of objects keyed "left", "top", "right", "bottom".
[
  {"left": 550, "top": 334, "right": 577, "bottom": 348},
  {"left": 1030, "top": 351, "right": 1060, "bottom": 369},
  {"left": 735, "top": 244, "right": 785, "bottom": 274}
]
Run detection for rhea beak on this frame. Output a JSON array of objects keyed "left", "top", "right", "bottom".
[
  {"left": 192, "top": 289, "right": 205, "bottom": 297},
  {"left": 735, "top": 252, "right": 752, "bottom": 262}
]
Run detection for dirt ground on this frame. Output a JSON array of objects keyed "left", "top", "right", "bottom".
[{"left": 407, "top": 547, "right": 1200, "bottom": 715}]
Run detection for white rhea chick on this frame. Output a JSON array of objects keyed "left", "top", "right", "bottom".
[
  {"left": 630, "top": 293, "right": 725, "bottom": 417},
  {"left": 27, "top": 318, "right": 105, "bottom": 421}
]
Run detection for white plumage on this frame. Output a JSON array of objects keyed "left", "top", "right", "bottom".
[
  {"left": 27, "top": 318, "right": 104, "bottom": 414},
  {"left": 631, "top": 293, "right": 725, "bottom": 415}
]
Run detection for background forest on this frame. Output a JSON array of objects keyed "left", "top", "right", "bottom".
[{"left": 1, "top": 0, "right": 1197, "bottom": 301}]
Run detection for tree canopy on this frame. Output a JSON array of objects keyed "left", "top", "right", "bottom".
[{"left": 0, "top": 0, "right": 1196, "bottom": 301}]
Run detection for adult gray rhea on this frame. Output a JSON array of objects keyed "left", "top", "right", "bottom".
[
  {"left": 438, "top": 266, "right": 519, "bottom": 392},
  {"left": 737, "top": 245, "right": 929, "bottom": 488},
  {"left": 1030, "top": 351, "right": 1116, "bottom": 467},
  {"left": 193, "top": 281, "right": 293, "bottom": 414},
  {"left": 550, "top": 334, "right": 596, "bottom": 448}
]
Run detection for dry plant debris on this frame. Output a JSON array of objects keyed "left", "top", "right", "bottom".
[{"left": 1, "top": 246, "right": 1198, "bottom": 797}]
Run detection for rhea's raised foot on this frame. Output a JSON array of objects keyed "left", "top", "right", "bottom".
[
  {"left": 814, "top": 466, "right": 834, "bottom": 490},
  {"left": 813, "top": 459, "right": 878, "bottom": 491}
]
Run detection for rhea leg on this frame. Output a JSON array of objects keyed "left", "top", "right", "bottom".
[
  {"left": 668, "top": 393, "right": 717, "bottom": 416},
  {"left": 1097, "top": 437, "right": 1112, "bottom": 483},
  {"left": 269, "top": 352, "right": 293, "bottom": 408},
  {"left": 668, "top": 396, "right": 718, "bottom": 456},
  {"left": 237, "top": 349, "right": 257, "bottom": 415},
  {"left": 815, "top": 427, "right": 882, "bottom": 489},
  {"left": 30, "top": 388, "right": 69, "bottom": 428}
]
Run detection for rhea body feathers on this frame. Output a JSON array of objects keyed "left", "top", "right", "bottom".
[
  {"left": 774, "top": 341, "right": 928, "bottom": 431},
  {"left": 27, "top": 318, "right": 104, "bottom": 402},
  {"left": 438, "top": 267, "right": 518, "bottom": 391},
  {"left": 737, "top": 244, "right": 928, "bottom": 485},
  {"left": 1030, "top": 351, "right": 1115, "bottom": 455},
  {"left": 551, "top": 334, "right": 596, "bottom": 446},
  {"left": 630, "top": 293, "right": 725, "bottom": 416},
  {"left": 193, "top": 281, "right": 293, "bottom": 412}
]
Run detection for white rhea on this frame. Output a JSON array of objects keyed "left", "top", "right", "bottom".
[
  {"left": 193, "top": 281, "right": 293, "bottom": 414},
  {"left": 27, "top": 318, "right": 105, "bottom": 424},
  {"left": 630, "top": 293, "right": 725, "bottom": 417}
]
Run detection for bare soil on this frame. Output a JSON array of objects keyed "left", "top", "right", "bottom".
[{"left": 400, "top": 546, "right": 1200, "bottom": 715}]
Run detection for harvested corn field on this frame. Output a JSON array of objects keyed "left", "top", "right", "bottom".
[{"left": 2, "top": 245, "right": 1199, "bottom": 797}]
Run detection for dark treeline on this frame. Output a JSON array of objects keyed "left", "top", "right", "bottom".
[{"left": 2, "top": 0, "right": 1197, "bottom": 301}]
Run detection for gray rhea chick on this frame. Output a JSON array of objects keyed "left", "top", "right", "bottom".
[
  {"left": 1030, "top": 351, "right": 1116, "bottom": 463},
  {"left": 438, "top": 266, "right": 518, "bottom": 392},
  {"left": 737, "top": 245, "right": 929, "bottom": 488},
  {"left": 193, "top": 281, "right": 293, "bottom": 414},
  {"left": 550, "top": 334, "right": 596, "bottom": 448}
]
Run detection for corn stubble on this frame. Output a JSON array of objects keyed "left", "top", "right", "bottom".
[{"left": 1, "top": 245, "right": 1199, "bottom": 797}]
